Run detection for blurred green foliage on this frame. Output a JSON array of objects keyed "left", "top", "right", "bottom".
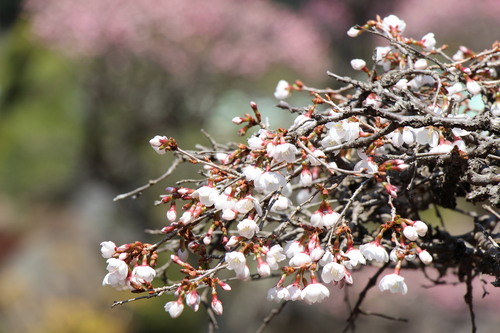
[{"left": 0, "top": 22, "right": 84, "bottom": 200}]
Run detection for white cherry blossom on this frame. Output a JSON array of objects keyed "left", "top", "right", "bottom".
[
  {"left": 235, "top": 265, "right": 251, "bottom": 280},
  {"left": 286, "top": 284, "right": 302, "bottom": 300},
  {"left": 343, "top": 248, "right": 366, "bottom": 269},
  {"left": 102, "top": 258, "right": 129, "bottom": 287},
  {"left": 270, "top": 195, "right": 291, "bottom": 212},
  {"left": 414, "top": 220, "right": 429, "bottom": 237},
  {"left": 301, "top": 283, "right": 330, "bottom": 304},
  {"left": 234, "top": 196, "right": 256, "bottom": 214},
  {"left": 131, "top": 265, "right": 156, "bottom": 284},
  {"left": 248, "top": 136, "right": 265, "bottom": 150},
  {"left": 100, "top": 241, "right": 116, "bottom": 258},
  {"left": 164, "top": 300, "right": 184, "bottom": 318},
  {"left": 267, "top": 142, "right": 298, "bottom": 163},
  {"left": 267, "top": 286, "right": 290, "bottom": 302},
  {"left": 421, "top": 32, "right": 436, "bottom": 51},
  {"left": 243, "top": 165, "right": 263, "bottom": 181},
  {"left": 289, "top": 252, "right": 312, "bottom": 267},
  {"left": 265, "top": 244, "right": 286, "bottom": 270},
  {"left": 300, "top": 168, "right": 313, "bottom": 187},
  {"left": 284, "top": 241, "right": 305, "bottom": 258},
  {"left": 381, "top": 15, "right": 406, "bottom": 34},
  {"left": 378, "top": 273, "right": 408, "bottom": 295},
  {"left": 403, "top": 226, "right": 419, "bottom": 241},
  {"left": 466, "top": 79, "right": 481, "bottom": 95},
  {"left": 192, "top": 186, "right": 219, "bottom": 207},
  {"left": 360, "top": 242, "right": 389, "bottom": 263},
  {"left": 225, "top": 251, "right": 247, "bottom": 274},
  {"left": 414, "top": 59, "right": 428, "bottom": 70},
  {"left": 310, "top": 247, "right": 325, "bottom": 262},
  {"left": 321, "top": 262, "right": 346, "bottom": 283},
  {"left": 257, "top": 260, "right": 271, "bottom": 277},
  {"left": 237, "top": 218, "right": 260, "bottom": 238},
  {"left": 254, "top": 171, "right": 287, "bottom": 193}
]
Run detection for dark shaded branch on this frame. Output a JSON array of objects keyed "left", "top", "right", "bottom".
[
  {"left": 343, "top": 262, "right": 391, "bottom": 332},
  {"left": 255, "top": 301, "right": 288, "bottom": 333}
]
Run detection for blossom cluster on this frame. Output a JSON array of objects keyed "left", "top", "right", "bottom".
[{"left": 101, "top": 14, "right": 500, "bottom": 319}]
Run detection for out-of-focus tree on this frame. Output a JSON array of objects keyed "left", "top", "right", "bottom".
[
  {"left": 395, "top": 0, "right": 500, "bottom": 50},
  {"left": 21, "top": 0, "right": 332, "bottom": 200},
  {"left": 26, "top": 0, "right": 330, "bottom": 79}
]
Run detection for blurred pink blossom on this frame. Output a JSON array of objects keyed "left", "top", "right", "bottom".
[
  {"left": 395, "top": 0, "right": 500, "bottom": 47},
  {"left": 25, "top": 0, "right": 330, "bottom": 78}
]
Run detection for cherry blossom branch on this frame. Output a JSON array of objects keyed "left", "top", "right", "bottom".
[{"left": 100, "top": 13, "right": 500, "bottom": 331}]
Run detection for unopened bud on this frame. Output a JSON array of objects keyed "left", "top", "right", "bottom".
[
  {"left": 466, "top": 78, "right": 481, "bottom": 95},
  {"left": 414, "top": 59, "right": 428, "bottom": 70},
  {"left": 418, "top": 250, "right": 433, "bottom": 264},
  {"left": 347, "top": 26, "right": 362, "bottom": 37},
  {"left": 350, "top": 59, "right": 366, "bottom": 71},
  {"left": 232, "top": 117, "right": 245, "bottom": 124}
]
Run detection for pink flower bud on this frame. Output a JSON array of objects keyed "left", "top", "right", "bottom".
[
  {"left": 166, "top": 203, "right": 177, "bottom": 222},
  {"left": 383, "top": 183, "right": 398, "bottom": 198},
  {"left": 211, "top": 295, "right": 224, "bottom": 315},
  {"left": 186, "top": 290, "right": 201, "bottom": 312},
  {"left": 203, "top": 234, "right": 212, "bottom": 245},
  {"left": 149, "top": 135, "right": 168, "bottom": 155},
  {"left": 218, "top": 280, "right": 232, "bottom": 291},
  {"left": 177, "top": 247, "right": 189, "bottom": 262},
  {"left": 232, "top": 117, "right": 244, "bottom": 124},
  {"left": 257, "top": 260, "right": 271, "bottom": 277},
  {"left": 224, "top": 236, "right": 240, "bottom": 250},
  {"left": 300, "top": 168, "right": 313, "bottom": 187}
]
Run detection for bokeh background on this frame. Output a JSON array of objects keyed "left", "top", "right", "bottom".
[{"left": 0, "top": 0, "right": 499, "bottom": 332}]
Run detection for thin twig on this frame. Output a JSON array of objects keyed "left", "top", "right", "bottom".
[
  {"left": 255, "top": 301, "right": 288, "bottom": 333},
  {"left": 358, "top": 308, "right": 408, "bottom": 322},
  {"left": 328, "top": 178, "right": 371, "bottom": 244},
  {"left": 176, "top": 147, "right": 242, "bottom": 176},
  {"left": 201, "top": 128, "right": 220, "bottom": 149},
  {"left": 113, "top": 158, "right": 182, "bottom": 201},
  {"left": 343, "top": 262, "right": 390, "bottom": 333}
]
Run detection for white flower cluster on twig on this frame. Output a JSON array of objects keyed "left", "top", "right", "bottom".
[{"left": 101, "top": 14, "right": 500, "bottom": 329}]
